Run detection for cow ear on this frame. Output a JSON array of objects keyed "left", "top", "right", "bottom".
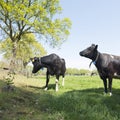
[{"left": 95, "top": 45, "right": 98, "bottom": 50}]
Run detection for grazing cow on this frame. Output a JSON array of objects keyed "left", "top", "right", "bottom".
[
  {"left": 31, "top": 53, "right": 66, "bottom": 91},
  {"left": 79, "top": 44, "right": 120, "bottom": 96}
]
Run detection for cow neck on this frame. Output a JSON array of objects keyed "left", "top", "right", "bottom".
[
  {"left": 40, "top": 57, "right": 47, "bottom": 68},
  {"left": 39, "top": 58, "right": 44, "bottom": 67},
  {"left": 89, "top": 52, "right": 100, "bottom": 68}
]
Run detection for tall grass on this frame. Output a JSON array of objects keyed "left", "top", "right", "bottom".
[{"left": 0, "top": 71, "right": 120, "bottom": 120}]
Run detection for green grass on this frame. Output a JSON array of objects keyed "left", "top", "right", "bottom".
[{"left": 0, "top": 71, "right": 120, "bottom": 120}]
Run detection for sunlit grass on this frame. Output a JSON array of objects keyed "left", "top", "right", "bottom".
[{"left": 0, "top": 70, "right": 120, "bottom": 120}]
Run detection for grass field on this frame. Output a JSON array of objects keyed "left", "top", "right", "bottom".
[{"left": 0, "top": 70, "right": 120, "bottom": 120}]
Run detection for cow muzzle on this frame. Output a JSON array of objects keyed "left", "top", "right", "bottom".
[
  {"left": 32, "top": 69, "right": 36, "bottom": 73},
  {"left": 79, "top": 51, "right": 84, "bottom": 56}
]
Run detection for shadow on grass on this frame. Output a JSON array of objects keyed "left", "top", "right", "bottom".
[
  {"left": 40, "top": 87, "right": 120, "bottom": 120},
  {"left": 27, "top": 85, "right": 44, "bottom": 90},
  {"left": 0, "top": 79, "right": 120, "bottom": 120},
  {"left": 28, "top": 83, "right": 56, "bottom": 91}
]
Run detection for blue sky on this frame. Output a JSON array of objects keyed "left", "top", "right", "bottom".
[{"left": 44, "top": 0, "right": 120, "bottom": 69}]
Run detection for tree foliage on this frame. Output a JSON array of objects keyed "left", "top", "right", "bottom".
[
  {"left": 0, "top": 33, "right": 47, "bottom": 68},
  {"left": 0, "top": 0, "right": 71, "bottom": 46}
]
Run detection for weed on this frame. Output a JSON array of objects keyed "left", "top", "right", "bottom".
[{"left": 2, "top": 72, "right": 15, "bottom": 92}]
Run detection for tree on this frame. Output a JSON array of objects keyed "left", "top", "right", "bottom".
[
  {"left": 0, "top": 33, "right": 47, "bottom": 70},
  {"left": 0, "top": 0, "right": 71, "bottom": 71},
  {"left": 17, "top": 34, "right": 47, "bottom": 68}
]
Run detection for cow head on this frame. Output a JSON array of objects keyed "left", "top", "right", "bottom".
[
  {"left": 30, "top": 57, "right": 42, "bottom": 73},
  {"left": 79, "top": 44, "right": 98, "bottom": 60}
]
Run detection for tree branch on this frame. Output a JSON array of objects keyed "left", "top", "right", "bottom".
[{"left": 0, "top": 24, "right": 10, "bottom": 36}]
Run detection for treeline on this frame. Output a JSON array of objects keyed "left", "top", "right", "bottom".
[
  {"left": 30, "top": 68, "right": 98, "bottom": 76},
  {"left": 66, "top": 68, "right": 98, "bottom": 76}
]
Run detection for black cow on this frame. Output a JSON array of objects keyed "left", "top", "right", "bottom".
[
  {"left": 79, "top": 44, "right": 120, "bottom": 96},
  {"left": 31, "top": 53, "right": 66, "bottom": 91}
]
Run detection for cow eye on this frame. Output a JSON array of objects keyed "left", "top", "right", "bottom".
[{"left": 34, "top": 58, "right": 39, "bottom": 62}]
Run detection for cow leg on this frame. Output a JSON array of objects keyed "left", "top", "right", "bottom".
[
  {"left": 108, "top": 77, "right": 113, "bottom": 96},
  {"left": 62, "top": 75, "right": 65, "bottom": 86},
  {"left": 62, "top": 77, "right": 65, "bottom": 86},
  {"left": 55, "top": 75, "right": 59, "bottom": 92},
  {"left": 102, "top": 78, "right": 107, "bottom": 94},
  {"left": 44, "top": 71, "right": 50, "bottom": 91}
]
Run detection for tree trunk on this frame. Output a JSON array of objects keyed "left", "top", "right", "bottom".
[{"left": 10, "top": 41, "right": 17, "bottom": 73}]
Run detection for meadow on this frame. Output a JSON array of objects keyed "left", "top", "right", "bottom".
[{"left": 0, "top": 70, "right": 120, "bottom": 120}]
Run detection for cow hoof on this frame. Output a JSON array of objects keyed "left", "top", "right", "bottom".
[
  {"left": 44, "top": 87, "right": 48, "bottom": 91},
  {"left": 55, "top": 87, "right": 58, "bottom": 92},
  {"left": 110, "top": 92, "right": 112, "bottom": 96},
  {"left": 56, "top": 89, "right": 58, "bottom": 92}
]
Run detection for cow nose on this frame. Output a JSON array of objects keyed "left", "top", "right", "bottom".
[
  {"left": 79, "top": 52, "right": 82, "bottom": 56},
  {"left": 79, "top": 51, "right": 84, "bottom": 56},
  {"left": 32, "top": 70, "right": 35, "bottom": 73}
]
